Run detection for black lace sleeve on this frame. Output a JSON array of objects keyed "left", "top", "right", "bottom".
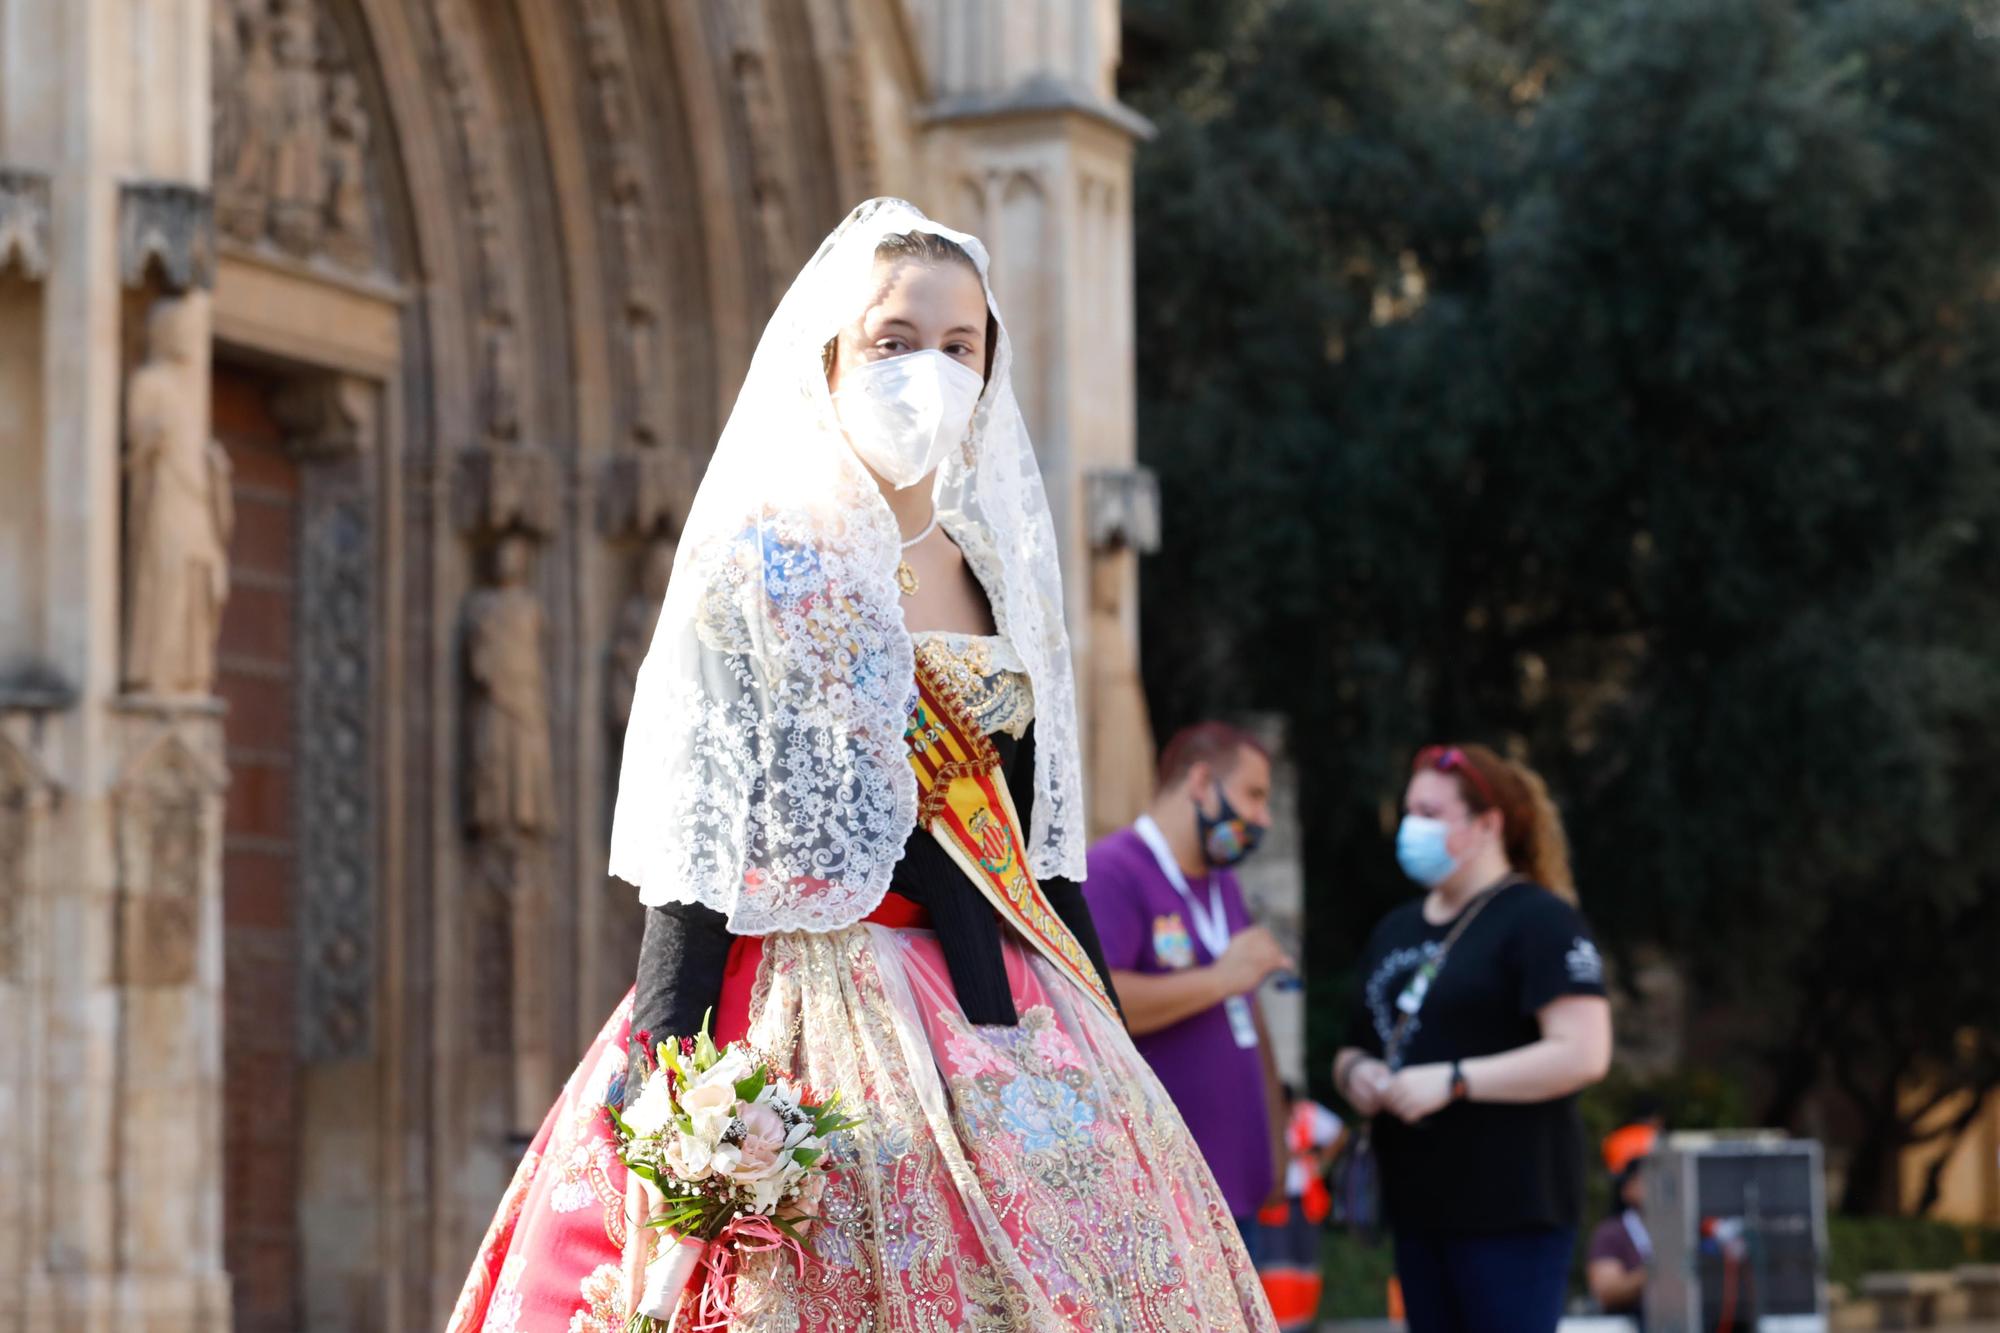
[{"left": 631, "top": 900, "right": 733, "bottom": 1053}]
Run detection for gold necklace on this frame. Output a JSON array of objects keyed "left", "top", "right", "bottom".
[{"left": 897, "top": 509, "right": 939, "bottom": 597}]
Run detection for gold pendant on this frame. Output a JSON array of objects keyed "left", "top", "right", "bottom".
[{"left": 896, "top": 559, "right": 920, "bottom": 597}]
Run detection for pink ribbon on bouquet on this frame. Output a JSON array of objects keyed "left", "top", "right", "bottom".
[{"left": 690, "top": 1215, "right": 809, "bottom": 1330}]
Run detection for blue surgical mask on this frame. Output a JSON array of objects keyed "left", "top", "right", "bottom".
[{"left": 1396, "top": 815, "right": 1458, "bottom": 887}]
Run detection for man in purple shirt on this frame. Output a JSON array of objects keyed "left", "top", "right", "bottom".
[{"left": 1085, "top": 722, "right": 1295, "bottom": 1232}]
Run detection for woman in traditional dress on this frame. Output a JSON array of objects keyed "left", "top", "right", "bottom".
[{"left": 448, "top": 199, "right": 1279, "bottom": 1333}]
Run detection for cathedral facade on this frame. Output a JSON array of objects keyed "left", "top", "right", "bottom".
[{"left": 0, "top": 2, "right": 1157, "bottom": 1328}]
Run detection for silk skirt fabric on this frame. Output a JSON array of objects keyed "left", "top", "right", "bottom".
[{"left": 447, "top": 923, "right": 1277, "bottom": 1332}]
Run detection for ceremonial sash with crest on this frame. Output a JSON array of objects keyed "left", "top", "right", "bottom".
[{"left": 904, "top": 656, "right": 1120, "bottom": 1023}]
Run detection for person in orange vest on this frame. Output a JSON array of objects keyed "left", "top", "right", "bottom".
[
  {"left": 1251, "top": 1083, "right": 1348, "bottom": 1331},
  {"left": 1588, "top": 1117, "right": 1662, "bottom": 1322}
]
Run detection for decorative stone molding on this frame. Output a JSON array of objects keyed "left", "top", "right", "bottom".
[
  {"left": 455, "top": 444, "right": 560, "bottom": 539},
  {"left": 110, "top": 712, "right": 227, "bottom": 988},
  {"left": 275, "top": 375, "right": 375, "bottom": 462},
  {"left": 0, "top": 168, "right": 52, "bottom": 281},
  {"left": 724, "top": 0, "right": 799, "bottom": 307},
  {"left": 0, "top": 723, "right": 58, "bottom": 983},
  {"left": 424, "top": 0, "right": 526, "bottom": 446},
  {"left": 1084, "top": 466, "right": 1160, "bottom": 553},
  {"left": 213, "top": 0, "right": 384, "bottom": 273},
  {"left": 281, "top": 374, "right": 379, "bottom": 1061},
  {"left": 118, "top": 182, "right": 217, "bottom": 292},
  {"left": 579, "top": 0, "right": 670, "bottom": 448},
  {"left": 597, "top": 448, "right": 700, "bottom": 541}
]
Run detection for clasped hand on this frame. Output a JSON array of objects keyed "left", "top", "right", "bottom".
[{"left": 1345, "top": 1059, "right": 1456, "bottom": 1125}]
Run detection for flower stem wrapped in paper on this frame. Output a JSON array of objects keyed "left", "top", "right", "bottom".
[{"left": 607, "top": 1015, "right": 859, "bottom": 1331}]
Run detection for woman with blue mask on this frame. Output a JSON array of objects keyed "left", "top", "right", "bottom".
[{"left": 1333, "top": 744, "right": 1613, "bottom": 1333}]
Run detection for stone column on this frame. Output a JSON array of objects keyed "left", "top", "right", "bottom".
[
  {"left": 1231, "top": 714, "right": 1307, "bottom": 1089},
  {"left": 905, "top": 0, "right": 1156, "bottom": 833},
  {"left": 0, "top": 3, "right": 228, "bottom": 1330}
]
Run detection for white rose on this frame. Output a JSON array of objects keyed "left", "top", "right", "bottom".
[
  {"left": 622, "top": 1073, "right": 679, "bottom": 1139},
  {"left": 660, "top": 1128, "right": 716, "bottom": 1182},
  {"left": 679, "top": 1081, "right": 737, "bottom": 1146}
]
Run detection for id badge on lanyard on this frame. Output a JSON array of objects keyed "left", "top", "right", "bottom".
[{"left": 1135, "top": 815, "right": 1261, "bottom": 1050}]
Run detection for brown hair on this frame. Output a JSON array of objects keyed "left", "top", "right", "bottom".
[
  {"left": 1414, "top": 743, "right": 1577, "bottom": 902},
  {"left": 1159, "top": 721, "right": 1269, "bottom": 790},
  {"left": 824, "top": 231, "right": 995, "bottom": 379},
  {"left": 873, "top": 229, "right": 980, "bottom": 275}
]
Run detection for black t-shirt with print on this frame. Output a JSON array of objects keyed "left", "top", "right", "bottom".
[{"left": 1347, "top": 880, "right": 1607, "bottom": 1234}]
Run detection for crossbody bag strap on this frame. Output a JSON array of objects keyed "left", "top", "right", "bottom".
[{"left": 1380, "top": 877, "right": 1516, "bottom": 1069}]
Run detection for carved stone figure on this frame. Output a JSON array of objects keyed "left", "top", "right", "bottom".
[
  {"left": 465, "top": 536, "right": 555, "bottom": 841},
  {"left": 324, "top": 72, "right": 373, "bottom": 268},
  {"left": 218, "top": 6, "right": 282, "bottom": 243},
  {"left": 124, "top": 295, "right": 233, "bottom": 698},
  {"left": 269, "top": 0, "right": 328, "bottom": 255},
  {"left": 609, "top": 538, "right": 676, "bottom": 733}
]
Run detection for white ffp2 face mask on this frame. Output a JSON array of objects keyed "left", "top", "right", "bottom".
[{"left": 831, "top": 349, "right": 985, "bottom": 489}]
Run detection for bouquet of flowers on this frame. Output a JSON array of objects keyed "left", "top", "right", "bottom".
[{"left": 609, "top": 1019, "right": 858, "bottom": 1330}]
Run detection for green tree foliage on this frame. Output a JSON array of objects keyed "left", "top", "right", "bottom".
[{"left": 1124, "top": 0, "right": 2000, "bottom": 1213}]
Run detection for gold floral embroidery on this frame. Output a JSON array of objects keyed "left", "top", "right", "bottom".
[{"left": 913, "top": 632, "right": 1034, "bottom": 740}]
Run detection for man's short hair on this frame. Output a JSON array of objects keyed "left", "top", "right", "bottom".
[{"left": 1157, "top": 721, "right": 1269, "bottom": 790}]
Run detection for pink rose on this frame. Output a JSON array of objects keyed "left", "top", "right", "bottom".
[{"left": 730, "top": 1102, "right": 788, "bottom": 1178}]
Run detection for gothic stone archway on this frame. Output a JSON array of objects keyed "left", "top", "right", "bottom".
[{"left": 206, "top": 1, "right": 877, "bottom": 1326}]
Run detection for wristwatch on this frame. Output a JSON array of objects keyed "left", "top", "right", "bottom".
[{"left": 1449, "top": 1059, "right": 1469, "bottom": 1102}]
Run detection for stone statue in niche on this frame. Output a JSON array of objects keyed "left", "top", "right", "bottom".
[
  {"left": 465, "top": 535, "right": 556, "bottom": 843},
  {"left": 217, "top": 3, "right": 281, "bottom": 244},
  {"left": 324, "top": 71, "right": 373, "bottom": 268},
  {"left": 608, "top": 537, "right": 676, "bottom": 733},
  {"left": 464, "top": 534, "right": 557, "bottom": 1131},
  {"left": 124, "top": 294, "right": 234, "bottom": 698},
  {"left": 269, "top": 0, "right": 327, "bottom": 256}
]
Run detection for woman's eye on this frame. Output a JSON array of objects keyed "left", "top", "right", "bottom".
[
  {"left": 874, "top": 338, "right": 908, "bottom": 355},
  {"left": 947, "top": 343, "right": 975, "bottom": 358}
]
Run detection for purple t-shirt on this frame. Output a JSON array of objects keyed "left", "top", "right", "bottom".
[{"left": 1084, "top": 826, "right": 1274, "bottom": 1217}]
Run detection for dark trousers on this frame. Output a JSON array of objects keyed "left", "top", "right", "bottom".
[{"left": 1393, "top": 1226, "right": 1575, "bottom": 1333}]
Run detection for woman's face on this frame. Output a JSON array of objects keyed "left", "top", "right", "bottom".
[
  {"left": 1404, "top": 770, "right": 1501, "bottom": 866},
  {"left": 826, "top": 257, "right": 988, "bottom": 393}
]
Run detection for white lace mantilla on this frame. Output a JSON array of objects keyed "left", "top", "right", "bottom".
[{"left": 608, "top": 199, "right": 1085, "bottom": 935}]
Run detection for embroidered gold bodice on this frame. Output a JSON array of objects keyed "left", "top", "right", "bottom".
[{"left": 911, "top": 631, "right": 1035, "bottom": 740}]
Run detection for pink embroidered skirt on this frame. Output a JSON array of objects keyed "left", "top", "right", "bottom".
[{"left": 447, "top": 923, "right": 1277, "bottom": 1332}]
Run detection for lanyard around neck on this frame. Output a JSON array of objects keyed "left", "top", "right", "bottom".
[{"left": 1133, "top": 814, "right": 1231, "bottom": 959}]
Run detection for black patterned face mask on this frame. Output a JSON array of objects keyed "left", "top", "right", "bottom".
[{"left": 1195, "top": 782, "right": 1266, "bottom": 868}]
